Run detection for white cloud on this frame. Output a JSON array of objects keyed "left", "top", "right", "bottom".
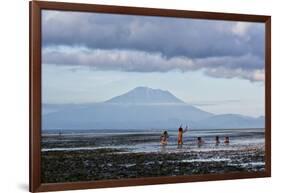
[
  {"left": 231, "top": 22, "right": 253, "bottom": 37},
  {"left": 43, "top": 46, "right": 264, "bottom": 82},
  {"left": 205, "top": 67, "right": 264, "bottom": 82}
]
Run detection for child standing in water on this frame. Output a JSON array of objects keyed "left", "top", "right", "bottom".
[
  {"left": 224, "top": 136, "right": 230, "bottom": 144},
  {"left": 160, "top": 130, "right": 169, "bottom": 145},
  {"left": 177, "top": 125, "right": 188, "bottom": 146},
  {"left": 197, "top": 137, "right": 204, "bottom": 147},
  {"left": 215, "top": 136, "right": 220, "bottom": 145}
]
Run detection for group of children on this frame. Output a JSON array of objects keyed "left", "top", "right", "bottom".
[{"left": 160, "top": 126, "right": 230, "bottom": 147}]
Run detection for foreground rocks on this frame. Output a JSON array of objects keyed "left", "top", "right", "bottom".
[{"left": 41, "top": 147, "right": 264, "bottom": 183}]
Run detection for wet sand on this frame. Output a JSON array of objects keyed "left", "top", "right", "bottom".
[{"left": 41, "top": 132, "right": 265, "bottom": 183}]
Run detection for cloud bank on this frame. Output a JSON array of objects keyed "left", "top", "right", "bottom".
[{"left": 42, "top": 10, "right": 265, "bottom": 82}]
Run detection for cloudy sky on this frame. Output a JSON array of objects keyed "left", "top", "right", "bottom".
[{"left": 42, "top": 10, "right": 265, "bottom": 117}]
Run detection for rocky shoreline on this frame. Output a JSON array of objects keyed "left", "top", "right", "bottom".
[{"left": 41, "top": 147, "right": 264, "bottom": 183}]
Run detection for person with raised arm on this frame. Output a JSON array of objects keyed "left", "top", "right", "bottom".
[{"left": 177, "top": 125, "right": 188, "bottom": 147}]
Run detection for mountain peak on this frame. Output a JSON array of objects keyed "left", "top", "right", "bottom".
[{"left": 105, "top": 87, "right": 185, "bottom": 104}]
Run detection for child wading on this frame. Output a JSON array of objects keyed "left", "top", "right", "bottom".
[
  {"left": 197, "top": 137, "right": 204, "bottom": 147},
  {"left": 177, "top": 125, "right": 188, "bottom": 147},
  {"left": 160, "top": 130, "right": 169, "bottom": 145},
  {"left": 215, "top": 136, "right": 220, "bottom": 145},
  {"left": 224, "top": 136, "right": 230, "bottom": 144}
]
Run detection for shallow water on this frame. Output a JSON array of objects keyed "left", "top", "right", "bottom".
[{"left": 42, "top": 128, "right": 264, "bottom": 153}]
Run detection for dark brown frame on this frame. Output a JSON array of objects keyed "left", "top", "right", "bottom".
[{"left": 30, "top": 1, "right": 271, "bottom": 192}]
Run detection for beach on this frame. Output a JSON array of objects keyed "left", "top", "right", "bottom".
[{"left": 41, "top": 129, "right": 265, "bottom": 183}]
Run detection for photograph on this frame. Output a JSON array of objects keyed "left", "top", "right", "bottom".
[{"left": 41, "top": 9, "right": 266, "bottom": 184}]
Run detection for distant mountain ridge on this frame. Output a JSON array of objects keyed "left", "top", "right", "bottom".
[
  {"left": 105, "top": 86, "right": 185, "bottom": 104},
  {"left": 43, "top": 87, "right": 264, "bottom": 130},
  {"left": 196, "top": 114, "right": 264, "bottom": 129}
]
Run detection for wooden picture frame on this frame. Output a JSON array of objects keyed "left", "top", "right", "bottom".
[{"left": 30, "top": 1, "right": 271, "bottom": 192}]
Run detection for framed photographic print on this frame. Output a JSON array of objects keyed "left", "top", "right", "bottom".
[{"left": 30, "top": 1, "right": 271, "bottom": 192}]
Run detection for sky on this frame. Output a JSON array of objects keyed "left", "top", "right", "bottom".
[{"left": 42, "top": 10, "right": 265, "bottom": 117}]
